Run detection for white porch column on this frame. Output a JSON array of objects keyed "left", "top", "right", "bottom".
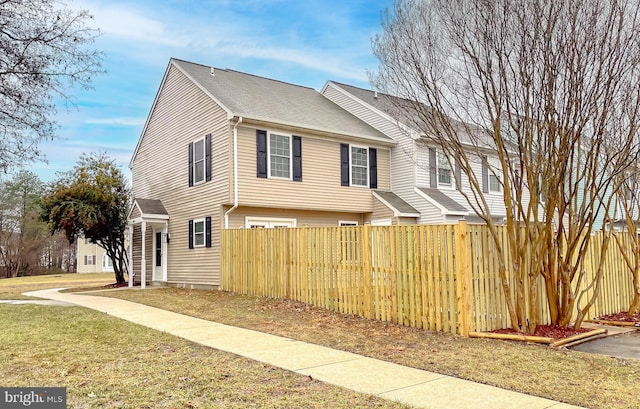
[
  {"left": 128, "top": 224, "right": 133, "bottom": 288},
  {"left": 141, "top": 221, "right": 146, "bottom": 289},
  {"left": 163, "top": 221, "right": 168, "bottom": 282}
]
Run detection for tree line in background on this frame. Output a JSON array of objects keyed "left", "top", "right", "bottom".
[
  {"left": 0, "top": 154, "right": 130, "bottom": 283},
  {"left": 0, "top": 170, "right": 75, "bottom": 277}
]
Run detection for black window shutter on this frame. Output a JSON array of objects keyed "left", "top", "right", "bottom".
[
  {"left": 293, "top": 136, "right": 302, "bottom": 182},
  {"left": 205, "top": 134, "right": 212, "bottom": 182},
  {"left": 205, "top": 216, "right": 212, "bottom": 248},
  {"left": 188, "top": 142, "right": 194, "bottom": 187},
  {"left": 256, "top": 130, "right": 267, "bottom": 178},
  {"left": 340, "top": 143, "right": 349, "bottom": 186},
  {"left": 429, "top": 148, "right": 437, "bottom": 188},
  {"left": 369, "top": 148, "right": 377, "bottom": 189},
  {"left": 455, "top": 159, "right": 462, "bottom": 191},
  {"left": 481, "top": 155, "right": 489, "bottom": 193},
  {"left": 188, "top": 219, "right": 194, "bottom": 249}
]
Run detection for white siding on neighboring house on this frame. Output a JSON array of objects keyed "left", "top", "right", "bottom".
[{"left": 415, "top": 146, "right": 508, "bottom": 218}]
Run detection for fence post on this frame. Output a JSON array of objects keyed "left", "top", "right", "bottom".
[
  {"left": 455, "top": 221, "right": 473, "bottom": 336},
  {"left": 362, "top": 224, "right": 373, "bottom": 319}
]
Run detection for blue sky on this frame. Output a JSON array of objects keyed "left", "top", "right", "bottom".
[{"left": 28, "top": 0, "right": 393, "bottom": 183}]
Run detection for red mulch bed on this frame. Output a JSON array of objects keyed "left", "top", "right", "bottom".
[
  {"left": 596, "top": 311, "right": 640, "bottom": 323},
  {"left": 490, "top": 325, "right": 591, "bottom": 341}
]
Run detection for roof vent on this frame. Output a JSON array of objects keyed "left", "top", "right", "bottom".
[
  {"left": 374, "top": 91, "right": 378, "bottom": 99},
  {"left": 210, "top": 67, "right": 215, "bottom": 76}
]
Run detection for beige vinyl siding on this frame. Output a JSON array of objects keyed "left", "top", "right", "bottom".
[
  {"left": 131, "top": 225, "right": 141, "bottom": 282},
  {"left": 395, "top": 216, "right": 417, "bottom": 225},
  {"left": 371, "top": 196, "right": 395, "bottom": 220},
  {"left": 131, "top": 224, "right": 154, "bottom": 284},
  {"left": 76, "top": 239, "right": 100, "bottom": 273},
  {"left": 226, "top": 206, "right": 366, "bottom": 228},
  {"left": 129, "top": 206, "right": 141, "bottom": 219},
  {"left": 130, "top": 64, "right": 231, "bottom": 286},
  {"left": 236, "top": 125, "right": 390, "bottom": 212}
]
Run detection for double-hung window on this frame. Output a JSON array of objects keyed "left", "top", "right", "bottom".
[
  {"left": 192, "top": 218, "right": 205, "bottom": 247},
  {"left": 256, "top": 130, "right": 302, "bottom": 181},
  {"left": 188, "top": 217, "right": 211, "bottom": 249},
  {"left": 351, "top": 146, "right": 368, "bottom": 187},
  {"left": 188, "top": 135, "right": 211, "bottom": 186},
  {"left": 269, "top": 133, "right": 291, "bottom": 178},
  {"left": 340, "top": 144, "right": 377, "bottom": 188},
  {"left": 193, "top": 139, "right": 205, "bottom": 184},
  {"left": 437, "top": 152, "right": 453, "bottom": 188},
  {"left": 488, "top": 157, "right": 502, "bottom": 193}
]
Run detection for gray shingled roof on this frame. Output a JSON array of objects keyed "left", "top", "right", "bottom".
[
  {"left": 329, "top": 81, "right": 496, "bottom": 148},
  {"left": 172, "top": 59, "right": 392, "bottom": 143},
  {"left": 135, "top": 198, "right": 168, "bottom": 215},
  {"left": 416, "top": 188, "right": 468, "bottom": 213},
  {"left": 373, "top": 191, "right": 419, "bottom": 216}
]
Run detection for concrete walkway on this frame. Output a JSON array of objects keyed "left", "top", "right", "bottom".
[{"left": 24, "top": 288, "right": 584, "bottom": 409}]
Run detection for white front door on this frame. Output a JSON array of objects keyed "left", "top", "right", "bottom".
[{"left": 153, "top": 230, "right": 164, "bottom": 281}]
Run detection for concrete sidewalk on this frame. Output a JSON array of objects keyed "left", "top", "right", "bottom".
[{"left": 25, "top": 288, "right": 583, "bottom": 409}]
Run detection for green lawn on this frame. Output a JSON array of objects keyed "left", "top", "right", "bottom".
[
  {"left": 0, "top": 273, "right": 114, "bottom": 299},
  {"left": 0, "top": 304, "right": 408, "bottom": 408}
]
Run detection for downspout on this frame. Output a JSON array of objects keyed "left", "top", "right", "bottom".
[{"left": 224, "top": 116, "right": 242, "bottom": 228}]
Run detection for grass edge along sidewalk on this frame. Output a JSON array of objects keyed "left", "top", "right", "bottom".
[{"left": 0, "top": 302, "right": 410, "bottom": 409}]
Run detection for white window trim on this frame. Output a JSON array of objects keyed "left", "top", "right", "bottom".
[
  {"left": 102, "top": 254, "right": 114, "bottom": 272},
  {"left": 193, "top": 218, "right": 206, "bottom": 247},
  {"left": 436, "top": 151, "right": 454, "bottom": 190},
  {"left": 350, "top": 145, "right": 369, "bottom": 187},
  {"left": 338, "top": 220, "right": 359, "bottom": 226},
  {"left": 267, "top": 131, "right": 293, "bottom": 180},
  {"left": 488, "top": 157, "right": 502, "bottom": 194},
  {"left": 245, "top": 217, "right": 297, "bottom": 228},
  {"left": 192, "top": 137, "right": 206, "bottom": 185}
]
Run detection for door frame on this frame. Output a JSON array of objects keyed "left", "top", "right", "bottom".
[{"left": 152, "top": 227, "right": 168, "bottom": 282}]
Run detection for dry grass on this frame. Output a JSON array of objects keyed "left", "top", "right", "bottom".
[
  {"left": 95, "top": 287, "right": 640, "bottom": 409},
  {"left": 0, "top": 273, "right": 114, "bottom": 299},
  {"left": 0, "top": 303, "right": 409, "bottom": 408}
]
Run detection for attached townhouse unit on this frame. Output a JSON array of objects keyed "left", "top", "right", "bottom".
[
  {"left": 128, "top": 58, "right": 421, "bottom": 288},
  {"left": 321, "top": 81, "right": 516, "bottom": 225},
  {"left": 76, "top": 238, "right": 114, "bottom": 273}
]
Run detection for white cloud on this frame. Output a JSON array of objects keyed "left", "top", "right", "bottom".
[
  {"left": 85, "top": 117, "right": 146, "bottom": 127},
  {"left": 75, "top": 0, "right": 190, "bottom": 47}
]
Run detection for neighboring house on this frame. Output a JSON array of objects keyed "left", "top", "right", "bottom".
[
  {"left": 322, "top": 81, "right": 518, "bottom": 225},
  {"left": 76, "top": 238, "right": 114, "bottom": 273},
  {"left": 128, "top": 58, "right": 413, "bottom": 289}
]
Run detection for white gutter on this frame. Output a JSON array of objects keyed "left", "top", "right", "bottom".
[{"left": 224, "top": 116, "right": 242, "bottom": 228}]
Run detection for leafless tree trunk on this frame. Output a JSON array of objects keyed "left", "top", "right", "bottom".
[
  {"left": 611, "top": 172, "right": 640, "bottom": 316},
  {"left": 372, "top": 0, "right": 640, "bottom": 332}
]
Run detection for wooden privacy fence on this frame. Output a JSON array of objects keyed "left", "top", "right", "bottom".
[{"left": 221, "top": 222, "right": 634, "bottom": 336}]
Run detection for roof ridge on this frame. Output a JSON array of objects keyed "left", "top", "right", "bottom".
[
  {"left": 225, "top": 68, "right": 316, "bottom": 91},
  {"left": 171, "top": 58, "right": 316, "bottom": 91}
]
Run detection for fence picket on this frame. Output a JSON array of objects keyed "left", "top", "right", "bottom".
[{"left": 221, "top": 224, "right": 636, "bottom": 336}]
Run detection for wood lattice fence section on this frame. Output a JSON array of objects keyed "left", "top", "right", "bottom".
[{"left": 221, "top": 223, "right": 634, "bottom": 335}]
